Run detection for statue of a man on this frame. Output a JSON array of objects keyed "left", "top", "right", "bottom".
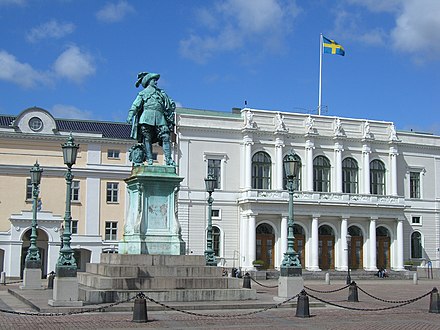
[{"left": 127, "top": 72, "right": 176, "bottom": 166}]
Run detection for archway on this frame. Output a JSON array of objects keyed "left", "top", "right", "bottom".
[
  {"left": 294, "top": 224, "right": 305, "bottom": 268},
  {"left": 348, "top": 226, "right": 363, "bottom": 269},
  {"left": 376, "top": 226, "right": 390, "bottom": 269},
  {"left": 256, "top": 223, "right": 275, "bottom": 269},
  {"left": 74, "top": 249, "right": 92, "bottom": 272},
  {"left": 319, "top": 225, "right": 335, "bottom": 270},
  {"left": 21, "top": 228, "right": 49, "bottom": 278}
]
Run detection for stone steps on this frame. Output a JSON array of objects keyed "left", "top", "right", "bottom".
[{"left": 78, "top": 286, "right": 256, "bottom": 304}]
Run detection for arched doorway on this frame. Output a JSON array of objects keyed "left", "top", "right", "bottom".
[
  {"left": 319, "top": 225, "right": 335, "bottom": 270},
  {"left": 21, "top": 228, "right": 49, "bottom": 278},
  {"left": 294, "top": 224, "right": 305, "bottom": 268},
  {"left": 376, "top": 226, "right": 390, "bottom": 269},
  {"left": 348, "top": 226, "right": 363, "bottom": 269},
  {"left": 256, "top": 223, "right": 275, "bottom": 269},
  {"left": 74, "top": 249, "right": 92, "bottom": 272}
]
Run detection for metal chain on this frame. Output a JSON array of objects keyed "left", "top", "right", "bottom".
[
  {"left": 356, "top": 285, "right": 426, "bottom": 304},
  {"left": 250, "top": 277, "right": 278, "bottom": 288},
  {"left": 304, "top": 289, "right": 433, "bottom": 312},
  {"left": 304, "top": 284, "right": 350, "bottom": 294},
  {"left": 145, "top": 293, "right": 300, "bottom": 318},
  {"left": 2, "top": 280, "right": 23, "bottom": 285},
  {"left": 0, "top": 293, "right": 138, "bottom": 317}
]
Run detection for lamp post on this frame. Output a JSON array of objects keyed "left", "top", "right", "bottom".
[
  {"left": 280, "top": 151, "right": 302, "bottom": 276},
  {"left": 56, "top": 134, "right": 79, "bottom": 277},
  {"left": 25, "top": 161, "right": 43, "bottom": 269},
  {"left": 346, "top": 234, "right": 352, "bottom": 284},
  {"left": 204, "top": 174, "right": 217, "bottom": 266}
]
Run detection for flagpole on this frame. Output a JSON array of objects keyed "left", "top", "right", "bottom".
[{"left": 318, "top": 33, "right": 323, "bottom": 116}]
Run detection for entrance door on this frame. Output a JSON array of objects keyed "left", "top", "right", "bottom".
[
  {"left": 376, "top": 226, "right": 390, "bottom": 269},
  {"left": 256, "top": 223, "right": 275, "bottom": 269},
  {"left": 348, "top": 226, "right": 363, "bottom": 270},
  {"left": 294, "top": 225, "right": 305, "bottom": 268},
  {"left": 319, "top": 225, "right": 335, "bottom": 270}
]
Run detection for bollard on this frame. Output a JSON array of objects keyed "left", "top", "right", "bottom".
[
  {"left": 47, "top": 271, "right": 55, "bottom": 289},
  {"left": 243, "top": 272, "right": 251, "bottom": 289},
  {"left": 413, "top": 272, "right": 418, "bottom": 285},
  {"left": 348, "top": 281, "right": 359, "bottom": 302},
  {"left": 296, "top": 290, "right": 310, "bottom": 318},
  {"left": 132, "top": 296, "right": 148, "bottom": 323},
  {"left": 325, "top": 272, "right": 330, "bottom": 285},
  {"left": 429, "top": 287, "right": 440, "bottom": 313},
  {"left": 0, "top": 271, "right": 5, "bottom": 285}
]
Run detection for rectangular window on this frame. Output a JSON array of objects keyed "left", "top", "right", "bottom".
[
  {"left": 212, "top": 209, "right": 221, "bottom": 219},
  {"left": 412, "top": 216, "right": 421, "bottom": 224},
  {"left": 106, "top": 182, "right": 119, "bottom": 203},
  {"left": 105, "top": 221, "right": 118, "bottom": 240},
  {"left": 71, "top": 220, "right": 78, "bottom": 234},
  {"left": 207, "top": 159, "right": 221, "bottom": 189},
  {"left": 107, "top": 149, "right": 120, "bottom": 159},
  {"left": 410, "top": 172, "right": 420, "bottom": 199},
  {"left": 26, "top": 178, "right": 32, "bottom": 200},
  {"left": 71, "top": 180, "right": 80, "bottom": 202}
]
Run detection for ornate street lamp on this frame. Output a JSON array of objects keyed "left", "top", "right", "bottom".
[
  {"left": 25, "top": 161, "right": 43, "bottom": 269},
  {"left": 204, "top": 174, "right": 217, "bottom": 266},
  {"left": 280, "top": 151, "right": 302, "bottom": 276},
  {"left": 346, "top": 234, "right": 352, "bottom": 284},
  {"left": 56, "top": 134, "right": 79, "bottom": 277}
]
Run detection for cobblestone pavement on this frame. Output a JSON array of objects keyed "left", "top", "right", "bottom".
[{"left": 0, "top": 279, "right": 439, "bottom": 329}]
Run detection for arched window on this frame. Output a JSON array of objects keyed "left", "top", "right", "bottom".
[
  {"left": 283, "top": 154, "right": 302, "bottom": 191},
  {"left": 370, "top": 160, "right": 386, "bottom": 195},
  {"left": 252, "top": 151, "right": 271, "bottom": 189},
  {"left": 342, "top": 158, "right": 358, "bottom": 193},
  {"left": 313, "top": 156, "right": 330, "bottom": 192},
  {"left": 411, "top": 232, "right": 422, "bottom": 259}
]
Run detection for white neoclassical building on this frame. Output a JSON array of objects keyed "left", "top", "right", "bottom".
[{"left": 0, "top": 106, "right": 438, "bottom": 278}]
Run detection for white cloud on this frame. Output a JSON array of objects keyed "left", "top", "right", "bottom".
[
  {"left": 26, "top": 19, "right": 75, "bottom": 43},
  {"left": 53, "top": 45, "right": 96, "bottom": 83},
  {"left": 96, "top": 0, "right": 134, "bottom": 23},
  {"left": 0, "top": 50, "right": 49, "bottom": 88},
  {"left": 180, "top": 0, "right": 301, "bottom": 63},
  {"left": 345, "top": 0, "right": 403, "bottom": 13},
  {"left": 391, "top": 0, "right": 440, "bottom": 60},
  {"left": 51, "top": 104, "right": 93, "bottom": 120}
]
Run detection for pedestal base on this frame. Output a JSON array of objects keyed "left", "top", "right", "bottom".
[
  {"left": 275, "top": 276, "right": 304, "bottom": 301},
  {"left": 20, "top": 268, "right": 43, "bottom": 290},
  {"left": 48, "top": 276, "right": 83, "bottom": 307}
]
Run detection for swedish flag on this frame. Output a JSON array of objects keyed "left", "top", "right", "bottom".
[{"left": 323, "top": 36, "right": 345, "bottom": 56}]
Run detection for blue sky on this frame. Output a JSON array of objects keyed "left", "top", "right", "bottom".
[{"left": 0, "top": 0, "right": 439, "bottom": 133}]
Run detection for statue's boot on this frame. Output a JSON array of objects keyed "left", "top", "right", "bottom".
[
  {"left": 144, "top": 143, "right": 154, "bottom": 165},
  {"left": 162, "top": 141, "right": 175, "bottom": 166}
]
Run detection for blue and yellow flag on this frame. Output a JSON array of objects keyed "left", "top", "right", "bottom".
[{"left": 323, "top": 36, "right": 345, "bottom": 56}]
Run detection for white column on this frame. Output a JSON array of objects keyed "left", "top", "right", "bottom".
[
  {"left": 275, "top": 138, "right": 284, "bottom": 190},
  {"left": 368, "top": 217, "right": 377, "bottom": 271},
  {"left": 334, "top": 142, "right": 343, "bottom": 193},
  {"left": 247, "top": 214, "right": 256, "bottom": 268},
  {"left": 340, "top": 218, "right": 348, "bottom": 271},
  {"left": 280, "top": 216, "right": 288, "bottom": 265},
  {"left": 395, "top": 218, "right": 404, "bottom": 270},
  {"left": 362, "top": 144, "right": 371, "bottom": 194},
  {"left": 309, "top": 216, "right": 320, "bottom": 271},
  {"left": 239, "top": 213, "right": 247, "bottom": 268},
  {"left": 243, "top": 136, "right": 253, "bottom": 190},
  {"left": 305, "top": 140, "right": 314, "bottom": 192},
  {"left": 389, "top": 146, "right": 398, "bottom": 196}
]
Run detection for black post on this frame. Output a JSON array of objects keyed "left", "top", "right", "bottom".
[
  {"left": 429, "top": 287, "right": 440, "bottom": 313},
  {"left": 348, "top": 281, "right": 359, "bottom": 302},
  {"left": 243, "top": 272, "right": 251, "bottom": 289},
  {"left": 132, "top": 295, "right": 148, "bottom": 322},
  {"left": 296, "top": 290, "right": 310, "bottom": 318}
]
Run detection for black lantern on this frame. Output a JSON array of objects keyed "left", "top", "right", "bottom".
[
  {"left": 62, "top": 134, "right": 79, "bottom": 167},
  {"left": 30, "top": 161, "right": 43, "bottom": 185},
  {"left": 204, "top": 174, "right": 216, "bottom": 194},
  {"left": 284, "top": 152, "right": 299, "bottom": 179}
]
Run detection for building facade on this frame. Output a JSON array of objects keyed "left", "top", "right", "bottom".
[{"left": 0, "top": 106, "right": 439, "bottom": 277}]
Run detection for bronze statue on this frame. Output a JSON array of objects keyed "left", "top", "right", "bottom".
[{"left": 127, "top": 72, "right": 176, "bottom": 166}]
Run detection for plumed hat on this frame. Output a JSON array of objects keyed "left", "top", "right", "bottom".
[{"left": 135, "top": 72, "right": 160, "bottom": 88}]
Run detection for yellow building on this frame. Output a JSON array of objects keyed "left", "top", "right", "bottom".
[{"left": 0, "top": 107, "right": 139, "bottom": 278}]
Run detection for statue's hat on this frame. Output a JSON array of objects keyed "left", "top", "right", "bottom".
[{"left": 135, "top": 72, "right": 160, "bottom": 88}]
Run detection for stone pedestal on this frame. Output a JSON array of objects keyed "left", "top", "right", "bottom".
[
  {"left": 48, "top": 276, "right": 83, "bottom": 307},
  {"left": 20, "top": 268, "right": 43, "bottom": 290},
  {"left": 275, "top": 276, "right": 304, "bottom": 301},
  {"left": 119, "top": 165, "right": 185, "bottom": 255}
]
